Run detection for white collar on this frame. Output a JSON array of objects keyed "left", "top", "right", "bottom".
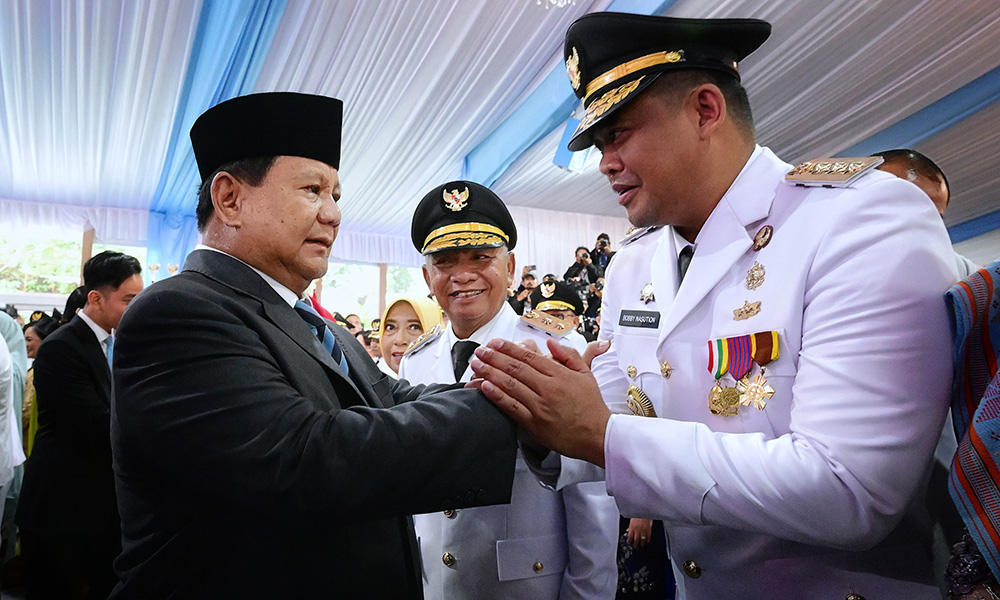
[
  {"left": 446, "top": 302, "right": 515, "bottom": 348},
  {"left": 672, "top": 144, "right": 765, "bottom": 257},
  {"left": 78, "top": 310, "right": 111, "bottom": 345},
  {"left": 196, "top": 244, "right": 300, "bottom": 307}
]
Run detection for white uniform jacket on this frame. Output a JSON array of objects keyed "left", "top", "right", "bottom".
[
  {"left": 580, "top": 147, "right": 958, "bottom": 599},
  {"left": 399, "top": 304, "right": 618, "bottom": 600}
]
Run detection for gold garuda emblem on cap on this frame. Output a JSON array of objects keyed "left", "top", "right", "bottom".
[
  {"left": 541, "top": 282, "right": 556, "bottom": 298},
  {"left": 443, "top": 187, "right": 469, "bottom": 212},
  {"left": 566, "top": 47, "right": 582, "bottom": 91}
]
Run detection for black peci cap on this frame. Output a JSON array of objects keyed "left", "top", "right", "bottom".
[
  {"left": 411, "top": 181, "right": 517, "bottom": 255},
  {"left": 531, "top": 280, "right": 584, "bottom": 315},
  {"left": 190, "top": 92, "right": 343, "bottom": 181},
  {"left": 564, "top": 13, "right": 770, "bottom": 150}
]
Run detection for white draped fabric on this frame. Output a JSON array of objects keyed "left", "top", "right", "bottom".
[{"left": 1, "top": 0, "right": 999, "bottom": 267}]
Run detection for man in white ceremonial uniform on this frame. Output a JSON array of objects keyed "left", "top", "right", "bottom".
[
  {"left": 399, "top": 180, "right": 618, "bottom": 600},
  {"left": 469, "top": 14, "right": 959, "bottom": 600}
]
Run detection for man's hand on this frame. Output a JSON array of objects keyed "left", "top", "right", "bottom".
[{"left": 469, "top": 338, "right": 611, "bottom": 467}]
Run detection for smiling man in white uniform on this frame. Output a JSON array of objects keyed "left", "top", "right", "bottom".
[
  {"left": 399, "top": 181, "right": 618, "bottom": 600},
  {"left": 469, "top": 13, "right": 959, "bottom": 600}
]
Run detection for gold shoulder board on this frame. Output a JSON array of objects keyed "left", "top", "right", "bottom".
[
  {"left": 784, "top": 156, "right": 883, "bottom": 188},
  {"left": 403, "top": 323, "right": 443, "bottom": 356},
  {"left": 620, "top": 225, "right": 662, "bottom": 247},
  {"left": 520, "top": 310, "right": 573, "bottom": 338}
]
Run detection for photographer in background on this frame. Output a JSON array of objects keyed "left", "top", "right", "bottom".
[
  {"left": 590, "top": 233, "right": 615, "bottom": 274},
  {"left": 564, "top": 246, "right": 600, "bottom": 285},
  {"left": 507, "top": 268, "right": 538, "bottom": 315}
]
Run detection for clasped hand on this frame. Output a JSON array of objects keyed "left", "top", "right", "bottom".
[{"left": 466, "top": 338, "right": 611, "bottom": 468}]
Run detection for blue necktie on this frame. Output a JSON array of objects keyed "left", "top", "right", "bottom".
[
  {"left": 294, "top": 300, "right": 349, "bottom": 375},
  {"left": 105, "top": 335, "right": 114, "bottom": 369}
]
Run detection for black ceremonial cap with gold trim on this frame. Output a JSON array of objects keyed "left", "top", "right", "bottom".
[
  {"left": 564, "top": 13, "right": 770, "bottom": 151},
  {"left": 411, "top": 180, "right": 517, "bottom": 255},
  {"left": 531, "top": 280, "right": 584, "bottom": 315},
  {"left": 190, "top": 92, "right": 343, "bottom": 181}
]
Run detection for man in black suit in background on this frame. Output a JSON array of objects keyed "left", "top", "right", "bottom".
[
  {"left": 109, "top": 92, "right": 518, "bottom": 599},
  {"left": 18, "top": 251, "right": 142, "bottom": 599}
]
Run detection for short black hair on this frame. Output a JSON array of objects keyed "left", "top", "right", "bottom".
[
  {"left": 83, "top": 251, "right": 142, "bottom": 294},
  {"left": 874, "top": 149, "right": 950, "bottom": 204},
  {"left": 576, "top": 246, "right": 590, "bottom": 254},
  {"left": 597, "top": 233, "right": 610, "bottom": 241},
  {"left": 62, "top": 286, "right": 87, "bottom": 323},
  {"left": 648, "top": 70, "right": 755, "bottom": 141},
  {"left": 195, "top": 156, "right": 277, "bottom": 232}
]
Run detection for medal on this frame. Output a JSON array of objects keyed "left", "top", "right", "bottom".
[
  {"left": 737, "top": 373, "right": 774, "bottom": 410},
  {"left": 708, "top": 383, "right": 739, "bottom": 416},
  {"left": 707, "top": 332, "right": 780, "bottom": 416},
  {"left": 626, "top": 384, "right": 656, "bottom": 417},
  {"left": 640, "top": 283, "right": 655, "bottom": 304},
  {"left": 741, "top": 330, "right": 781, "bottom": 409},
  {"left": 707, "top": 338, "right": 739, "bottom": 417}
]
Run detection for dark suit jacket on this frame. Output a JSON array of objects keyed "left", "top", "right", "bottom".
[
  {"left": 110, "top": 249, "right": 517, "bottom": 599},
  {"left": 17, "top": 314, "right": 119, "bottom": 537}
]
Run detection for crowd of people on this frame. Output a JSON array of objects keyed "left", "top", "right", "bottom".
[{"left": 0, "top": 10, "right": 995, "bottom": 600}]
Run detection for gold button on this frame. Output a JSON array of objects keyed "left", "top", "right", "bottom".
[
  {"left": 660, "top": 361, "right": 672, "bottom": 378},
  {"left": 443, "top": 509, "right": 456, "bottom": 518},
  {"left": 845, "top": 595, "right": 866, "bottom": 600},
  {"left": 627, "top": 365, "right": 637, "bottom": 378},
  {"left": 682, "top": 560, "right": 701, "bottom": 578},
  {"left": 533, "top": 562, "right": 544, "bottom": 573},
  {"left": 442, "top": 552, "right": 456, "bottom": 567}
]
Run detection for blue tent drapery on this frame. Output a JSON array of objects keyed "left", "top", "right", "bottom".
[
  {"left": 461, "top": 0, "right": 678, "bottom": 188},
  {"left": 144, "top": 0, "right": 286, "bottom": 281}
]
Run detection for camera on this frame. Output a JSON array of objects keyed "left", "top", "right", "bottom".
[
  {"left": 581, "top": 252, "right": 589, "bottom": 259},
  {"left": 595, "top": 281, "right": 604, "bottom": 291},
  {"left": 597, "top": 240, "right": 608, "bottom": 249}
]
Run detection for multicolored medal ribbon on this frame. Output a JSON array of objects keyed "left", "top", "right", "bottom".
[
  {"left": 737, "top": 331, "right": 779, "bottom": 410},
  {"left": 707, "top": 331, "right": 779, "bottom": 416}
]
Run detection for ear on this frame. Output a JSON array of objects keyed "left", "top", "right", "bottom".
[
  {"left": 506, "top": 251, "right": 516, "bottom": 287},
  {"left": 422, "top": 263, "right": 432, "bottom": 290},
  {"left": 211, "top": 172, "right": 245, "bottom": 228},
  {"left": 572, "top": 315, "right": 581, "bottom": 327},
  {"left": 689, "top": 83, "right": 727, "bottom": 139},
  {"left": 86, "top": 289, "right": 103, "bottom": 311}
]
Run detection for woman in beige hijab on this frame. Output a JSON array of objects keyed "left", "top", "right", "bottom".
[{"left": 378, "top": 297, "right": 442, "bottom": 375}]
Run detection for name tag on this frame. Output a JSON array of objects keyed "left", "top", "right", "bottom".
[{"left": 619, "top": 310, "right": 660, "bottom": 329}]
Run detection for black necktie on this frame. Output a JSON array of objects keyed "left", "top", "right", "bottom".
[
  {"left": 678, "top": 245, "right": 694, "bottom": 283},
  {"left": 451, "top": 340, "right": 480, "bottom": 382}
]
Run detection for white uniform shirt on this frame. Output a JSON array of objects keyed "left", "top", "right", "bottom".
[
  {"left": 567, "top": 146, "right": 958, "bottom": 599},
  {"left": 399, "top": 303, "right": 616, "bottom": 600}
]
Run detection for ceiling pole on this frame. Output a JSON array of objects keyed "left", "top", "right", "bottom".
[
  {"left": 378, "top": 263, "right": 388, "bottom": 322},
  {"left": 80, "top": 227, "right": 95, "bottom": 285}
]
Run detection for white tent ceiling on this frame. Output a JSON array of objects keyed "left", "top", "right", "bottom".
[{"left": 1, "top": 0, "right": 998, "bottom": 268}]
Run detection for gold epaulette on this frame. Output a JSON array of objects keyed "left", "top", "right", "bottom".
[
  {"left": 620, "top": 225, "right": 661, "bottom": 247},
  {"left": 520, "top": 310, "right": 573, "bottom": 338},
  {"left": 403, "top": 323, "right": 442, "bottom": 356},
  {"left": 784, "top": 156, "right": 883, "bottom": 188}
]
